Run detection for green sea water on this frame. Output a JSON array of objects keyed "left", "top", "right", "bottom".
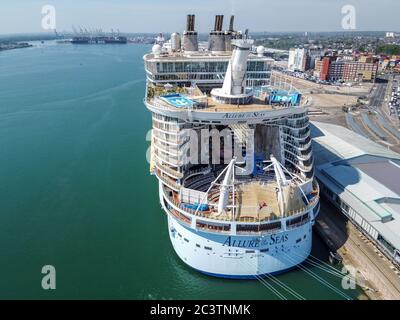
[{"left": 0, "top": 42, "right": 363, "bottom": 300}]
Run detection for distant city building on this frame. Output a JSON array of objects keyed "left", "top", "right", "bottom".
[
  {"left": 288, "top": 48, "right": 309, "bottom": 72},
  {"left": 386, "top": 32, "right": 396, "bottom": 38},
  {"left": 314, "top": 57, "right": 331, "bottom": 81},
  {"left": 308, "top": 49, "right": 324, "bottom": 70},
  {"left": 313, "top": 54, "right": 378, "bottom": 83},
  {"left": 342, "top": 60, "right": 378, "bottom": 82},
  {"left": 328, "top": 60, "right": 345, "bottom": 81}
]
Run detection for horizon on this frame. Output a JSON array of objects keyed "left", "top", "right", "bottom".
[
  {"left": 0, "top": 0, "right": 399, "bottom": 35},
  {"left": 0, "top": 30, "right": 400, "bottom": 37}
]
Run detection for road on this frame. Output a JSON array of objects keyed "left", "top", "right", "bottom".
[{"left": 369, "top": 77, "right": 388, "bottom": 109}]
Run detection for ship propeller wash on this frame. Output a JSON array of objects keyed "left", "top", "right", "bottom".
[{"left": 143, "top": 14, "right": 320, "bottom": 278}]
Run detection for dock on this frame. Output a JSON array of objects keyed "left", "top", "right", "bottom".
[{"left": 316, "top": 198, "right": 400, "bottom": 300}]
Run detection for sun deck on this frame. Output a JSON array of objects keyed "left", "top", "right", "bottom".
[
  {"left": 148, "top": 95, "right": 282, "bottom": 113},
  {"left": 236, "top": 182, "right": 281, "bottom": 221},
  {"left": 206, "top": 181, "right": 281, "bottom": 221}
]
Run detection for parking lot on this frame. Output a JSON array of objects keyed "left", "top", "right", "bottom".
[{"left": 389, "top": 76, "right": 400, "bottom": 123}]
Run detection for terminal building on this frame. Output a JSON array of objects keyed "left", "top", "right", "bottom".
[{"left": 311, "top": 121, "right": 400, "bottom": 265}]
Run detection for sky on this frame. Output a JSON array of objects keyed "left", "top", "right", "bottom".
[{"left": 0, "top": 0, "right": 399, "bottom": 34}]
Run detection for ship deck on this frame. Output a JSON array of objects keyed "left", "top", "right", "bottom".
[
  {"left": 149, "top": 95, "right": 283, "bottom": 113},
  {"left": 202, "top": 97, "right": 274, "bottom": 112},
  {"left": 209, "top": 181, "right": 281, "bottom": 221},
  {"left": 236, "top": 181, "right": 281, "bottom": 220}
]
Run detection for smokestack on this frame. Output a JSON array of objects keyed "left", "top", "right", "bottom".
[
  {"left": 213, "top": 15, "right": 224, "bottom": 32},
  {"left": 218, "top": 15, "right": 224, "bottom": 31},
  {"left": 209, "top": 15, "right": 226, "bottom": 52},
  {"left": 191, "top": 14, "right": 195, "bottom": 31},
  {"left": 186, "top": 15, "right": 191, "bottom": 31},
  {"left": 183, "top": 14, "right": 198, "bottom": 52},
  {"left": 214, "top": 15, "right": 219, "bottom": 31},
  {"left": 229, "top": 15, "right": 235, "bottom": 32},
  {"left": 186, "top": 14, "right": 196, "bottom": 32}
]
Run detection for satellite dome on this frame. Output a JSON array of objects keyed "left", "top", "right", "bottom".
[
  {"left": 152, "top": 44, "right": 162, "bottom": 55},
  {"left": 256, "top": 46, "right": 265, "bottom": 56}
]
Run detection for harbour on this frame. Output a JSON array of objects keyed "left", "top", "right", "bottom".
[{"left": 0, "top": 41, "right": 364, "bottom": 299}]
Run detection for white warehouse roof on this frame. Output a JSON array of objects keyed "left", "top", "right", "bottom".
[{"left": 311, "top": 121, "right": 400, "bottom": 253}]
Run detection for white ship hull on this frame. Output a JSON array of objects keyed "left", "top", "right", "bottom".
[{"left": 167, "top": 214, "right": 313, "bottom": 278}]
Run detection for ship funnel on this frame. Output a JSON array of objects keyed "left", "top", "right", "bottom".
[
  {"left": 224, "top": 15, "right": 235, "bottom": 51},
  {"left": 210, "top": 38, "right": 254, "bottom": 104},
  {"left": 183, "top": 14, "right": 198, "bottom": 52},
  {"left": 186, "top": 14, "right": 195, "bottom": 32},
  {"left": 209, "top": 15, "right": 226, "bottom": 52},
  {"left": 229, "top": 15, "right": 235, "bottom": 32},
  {"left": 213, "top": 15, "right": 224, "bottom": 32}
]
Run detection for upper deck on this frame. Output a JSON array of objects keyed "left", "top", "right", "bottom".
[
  {"left": 145, "top": 85, "right": 308, "bottom": 123},
  {"left": 143, "top": 47, "right": 273, "bottom": 88},
  {"left": 144, "top": 50, "right": 273, "bottom": 62}
]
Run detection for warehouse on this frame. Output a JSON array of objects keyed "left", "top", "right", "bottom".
[{"left": 311, "top": 121, "right": 400, "bottom": 264}]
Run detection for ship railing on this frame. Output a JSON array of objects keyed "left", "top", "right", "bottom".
[
  {"left": 279, "top": 122, "right": 310, "bottom": 132},
  {"left": 152, "top": 121, "right": 189, "bottom": 133},
  {"left": 195, "top": 223, "right": 231, "bottom": 234},
  {"left": 153, "top": 133, "right": 189, "bottom": 147},
  {"left": 146, "top": 97, "right": 208, "bottom": 111},
  {"left": 152, "top": 125, "right": 188, "bottom": 136},
  {"left": 236, "top": 216, "right": 279, "bottom": 223},
  {"left": 165, "top": 181, "right": 319, "bottom": 224},
  {"left": 154, "top": 142, "right": 184, "bottom": 158},
  {"left": 285, "top": 194, "right": 319, "bottom": 218},
  {"left": 285, "top": 157, "right": 314, "bottom": 173},
  {"left": 170, "top": 209, "right": 192, "bottom": 226},
  {"left": 154, "top": 149, "right": 183, "bottom": 165},
  {"left": 183, "top": 167, "right": 212, "bottom": 180},
  {"left": 285, "top": 146, "right": 312, "bottom": 161},
  {"left": 155, "top": 170, "right": 181, "bottom": 191},
  {"left": 286, "top": 216, "right": 311, "bottom": 230},
  {"left": 156, "top": 162, "right": 184, "bottom": 179},
  {"left": 236, "top": 226, "right": 282, "bottom": 235}
]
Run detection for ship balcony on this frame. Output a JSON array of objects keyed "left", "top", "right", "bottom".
[
  {"left": 152, "top": 132, "right": 189, "bottom": 147},
  {"left": 154, "top": 152, "right": 184, "bottom": 168},
  {"left": 154, "top": 140, "right": 184, "bottom": 157},
  {"left": 284, "top": 138, "right": 312, "bottom": 151},
  {"left": 282, "top": 131, "right": 310, "bottom": 141},
  {"left": 152, "top": 125, "right": 190, "bottom": 137},
  {"left": 280, "top": 122, "right": 310, "bottom": 132},
  {"left": 285, "top": 156, "right": 314, "bottom": 173},
  {"left": 155, "top": 161, "right": 184, "bottom": 179},
  {"left": 155, "top": 169, "right": 181, "bottom": 192},
  {"left": 287, "top": 115, "right": 309, "bottom": 123},
  {"left": 285, "top": 146, "right": 313, "bottom": 161}
]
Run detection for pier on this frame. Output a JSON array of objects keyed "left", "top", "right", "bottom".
[{"left": 316, "top": 198, "right": 400, "bottom": 300}]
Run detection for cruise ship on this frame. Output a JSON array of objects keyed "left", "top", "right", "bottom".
[{"left": 143, "top": 14, "right": 320, "bottom": 278}]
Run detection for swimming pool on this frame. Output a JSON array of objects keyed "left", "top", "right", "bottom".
[{"left": 161, "top": 93, "right": 194, "bottom": 108}]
